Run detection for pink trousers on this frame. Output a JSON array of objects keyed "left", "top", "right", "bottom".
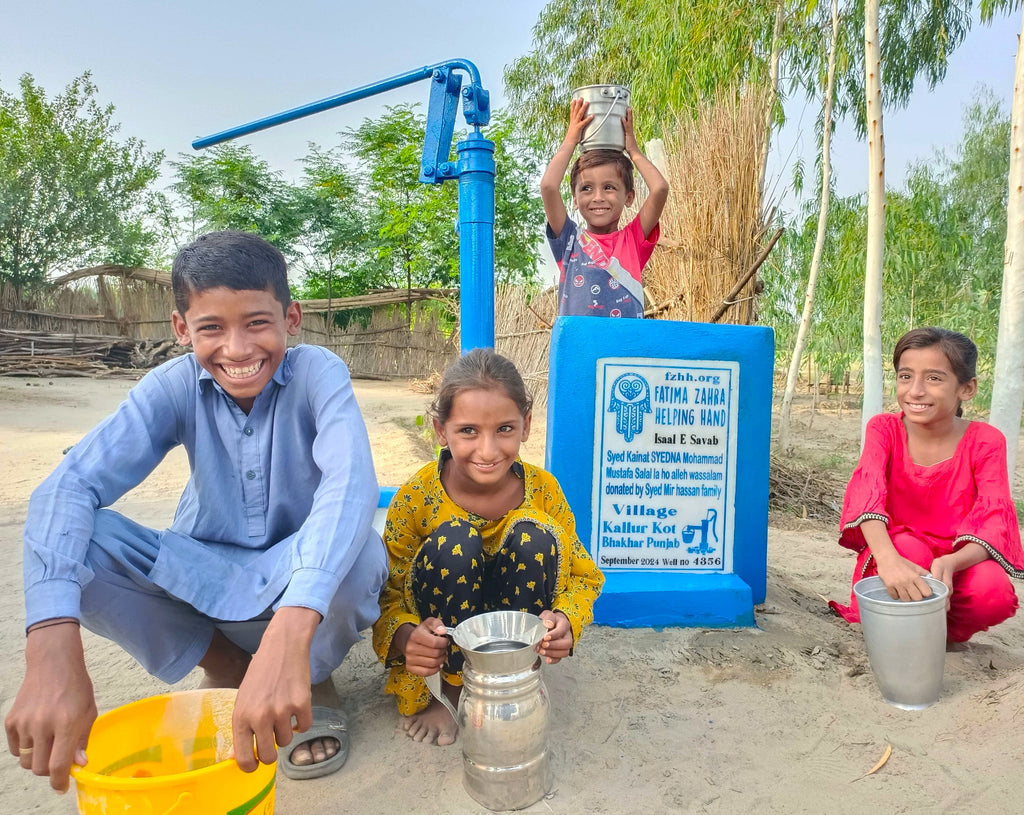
[{"left": 830, "top": 533, "right": 1019, "bottom": 643}]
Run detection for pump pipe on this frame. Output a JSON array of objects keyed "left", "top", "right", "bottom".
[
  {"left": 192, "top": 59, "right": 495, "bottom": 352},
  {"left": 193, "top": 60, "right": 485, "bottom": 148}
]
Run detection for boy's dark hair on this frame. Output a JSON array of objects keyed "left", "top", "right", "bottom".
[
  {"left": 893, "top": 327, "right": 977, "bottom": 417},
  {"left": 569, "top": 149, "right": 635, "bottom": 195},
  {"left": 430, "top": 348, "right": 533, "bottom": 424},
  {"left": 171, "top": 230, "right": 291, "bottom": 315}
]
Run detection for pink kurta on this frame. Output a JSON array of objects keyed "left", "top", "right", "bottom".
[{"left": 831, "top": 412, "right": 1023, "bottom": 642}]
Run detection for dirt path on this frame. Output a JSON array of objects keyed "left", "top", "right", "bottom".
[{"left": 1, "top": 376, "right": 1021, "bottom": 814}]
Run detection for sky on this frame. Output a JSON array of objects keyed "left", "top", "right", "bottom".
[
  {"left": 1, "top": 0, "right": 552, "bottom": 179},
  {"left": 2, "top": 1, "right": 1021, "bottom": 218}
]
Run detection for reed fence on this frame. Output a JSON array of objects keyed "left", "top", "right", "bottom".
[{"left": 0, "top": 269, "right": 559, "bottom": 406}]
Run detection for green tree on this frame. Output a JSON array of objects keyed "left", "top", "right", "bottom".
[
  {"left": 505, "top": 0, "right": 780, "bottom": 147},
  {"left": 779, "top": 0, "right": 842, "bottom": 455},
  {"left": 0, "top": 72, "right": 162, "bottom": 292},
  {"left": 981, "top": 0, "right": 1024, "bottom": 475},
  {"left": 860, "top": 0, "right": 973, "bottom": 431},
  {"left": 346, "top": 104, "right": 460, "bottom": 296},
  {"left": 169, "top": 144, "right": 304, "bottom": 252},
  {"left": 344, "top": 104, "right": 544, "bottom": 293},
  {"left": 290, "top": 144, "right": 377, "bottom": 299},
  {"left": 764, "top": 89, "right": 1011, "bottom": 407},
  {"left": 488, "top": 112, "right": 547, "bottom": 286},
  {"left": 170, "top": 105, "right": 543, "bottom": 313},
  {"left": 289, "top": 144, "right": 381, "bottom": 328}
]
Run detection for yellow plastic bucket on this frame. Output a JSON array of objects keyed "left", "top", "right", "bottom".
[{"left": 71, "top": 689, "right": 275, "bottom": 815}]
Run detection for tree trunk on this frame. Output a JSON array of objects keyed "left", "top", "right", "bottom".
[
  {"left": 862, "top": 0, "right": 886, "bottom": 443},
  {"left": 759, "top": 0, "right": 785, "bottom": 200},
  {"left": 779, "top": 0, "right": 840, "bottom": 456},
  {"left": 991, "top": 7, "right": 1024, "bottom": 481}
]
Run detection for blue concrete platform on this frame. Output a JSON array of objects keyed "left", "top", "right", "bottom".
[{"left": 546, "top": 317, "right": 773, "bottom": 628}]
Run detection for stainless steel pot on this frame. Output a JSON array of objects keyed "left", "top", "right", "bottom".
[
  {"left": 854, "top": 575, "right": 949, "bottom": 710},
  {"left": 450, "top": 611, "right": 553, "bottom": 811}
]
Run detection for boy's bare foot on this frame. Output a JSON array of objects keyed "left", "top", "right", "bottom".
[
  {"left": 198, "top": 630, "right": 250, "bottom": 689},
  {"left": 287, "top": 736, "right": 340, "bottom": 766},
  {"left": 402, "top": 683, "right": 460, "bottom": 746},
  {"left": 287, "top": 678, "right": 344, "bottom": 769}
]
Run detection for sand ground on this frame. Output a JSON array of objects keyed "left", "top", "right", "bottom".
[{"left": 1, "top": 376, "right": 1023, "bottom": 815}]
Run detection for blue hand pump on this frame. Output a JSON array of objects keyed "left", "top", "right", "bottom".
[{"left": 193, "top": 60, "right": 495, "bottom": 352}]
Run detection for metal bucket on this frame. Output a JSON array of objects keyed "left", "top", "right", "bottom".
[
  {"left": 453, "top": 611, "right": 552, "bottom": 811},
  {"left": 854, "top": 576, "right": 949, "bottom": 710},
  {"left": 571, "top": 84, "right": 630, "bottom": 151}
]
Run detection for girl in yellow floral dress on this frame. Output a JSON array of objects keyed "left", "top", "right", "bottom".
[{"left": 372, "top": 349, "right": 604, "bottom": 745}]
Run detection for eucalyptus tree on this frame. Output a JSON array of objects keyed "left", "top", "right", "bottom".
[
  {"left": 859, "top": 0, "right": 973, "bottom": 436},
  {"left": 981, "top": 0, "right": 1024, "bottom": 476},
  {"left": 0, "top": 72, "right": 162, "bottom": 294},
  {"left": 774, "top": 0, "right": 970, "bottom": 439},
  {"left": 504, "top": 0, "right": 782, "bottom": 148},
  {"left": 893, "top": 92, "right": 1008, "bottom": 351},
  {"left": 766, "top": 194, "right": 868, "bottom": 391},
  {"left": 767, "top": 91, "right": 1010, "bottom": 414},
  {"left": 862, "top": 0, "right": 887, "bottom": 436},
  {"left": 762, "top": 0, "right": 787, "bottom": 197},
  {"left": 779, "top": 0, "right": 841, "bottom": 454},
  {"left": 777, "top": 0, "right": 968, "bottom": 447}
]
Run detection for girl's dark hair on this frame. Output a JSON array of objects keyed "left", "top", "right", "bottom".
[
  {"left": 171, "top": 230, "right": 291, "bottom": 315},
  {"left": 430, "top": 348, "right": 533, "bottom": 423},
  {"left": 569, "top": 149, "right": 635, "bottom": 195},
  {"left": 893, "top": 327, "right": 977, "bottom": 417}
]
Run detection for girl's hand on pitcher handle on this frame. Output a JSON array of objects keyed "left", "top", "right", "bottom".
[{"left": 537, "top": 610, "right": 573, "bottom": 664}]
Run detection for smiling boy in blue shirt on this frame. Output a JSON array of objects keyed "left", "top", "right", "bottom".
[{"left": 5, "top": 231, "right": 387, "bottom": 791}]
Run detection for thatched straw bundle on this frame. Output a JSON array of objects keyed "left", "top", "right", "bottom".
[{"left": 641, "top": 86, "right": 773, "bottom": 324}]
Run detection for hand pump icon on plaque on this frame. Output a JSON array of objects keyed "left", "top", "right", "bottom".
[{"left": 683, "top": 508, "right": 719, "bottom": 554}]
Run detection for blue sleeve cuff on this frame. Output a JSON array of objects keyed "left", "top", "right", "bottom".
[
  {"left": 277, "top": 567, "right": 340, "bottom": 619},
  {"left": 25, "top": 578, "right": 82, "bottom": 630}
]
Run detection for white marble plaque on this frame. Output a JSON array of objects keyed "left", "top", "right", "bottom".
[{"left": 592, "top": 358, "right": 739, "bottom": 573}]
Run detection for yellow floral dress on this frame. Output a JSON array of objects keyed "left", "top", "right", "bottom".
[{"left": 372, "top": 453, "right": 604, "bottom": 714}]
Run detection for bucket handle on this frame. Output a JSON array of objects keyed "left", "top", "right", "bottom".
[
  {"left": 587, "top": 87, "right": 628, "bottom": 148},
  {"left": 424, "top": 671, "right": 459, "bottom": 722}
]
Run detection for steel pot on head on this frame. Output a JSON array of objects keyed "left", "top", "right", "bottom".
[{"left": 571, "top": 84, "right": 630, "bottom": 152}]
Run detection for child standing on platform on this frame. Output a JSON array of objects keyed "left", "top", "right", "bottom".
[
  {"left": 830, "top": 327, "right": 1023, "bottom": 644},
  {"left": 541, "top": 97, "right": 669, "bottom": 318},
  {"left": 372, "top": 349, "right": 604, "bottom": 745}
]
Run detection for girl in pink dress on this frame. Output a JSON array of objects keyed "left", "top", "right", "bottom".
[{"left": 830, "top": 327, "right": 1023, "bottom": 643}]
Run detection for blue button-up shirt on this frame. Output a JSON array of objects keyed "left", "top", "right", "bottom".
[{"left": 22, "top": 345, "right": 380, "bottom": 627}]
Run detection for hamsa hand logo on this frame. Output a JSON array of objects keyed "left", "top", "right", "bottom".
[{"left": 608, "top": 373, "right": 651, "bottom": 442}]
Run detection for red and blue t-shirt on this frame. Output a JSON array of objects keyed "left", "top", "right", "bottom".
[{"left": 546, "top": 215, "right": 659, "bottom": 318}]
